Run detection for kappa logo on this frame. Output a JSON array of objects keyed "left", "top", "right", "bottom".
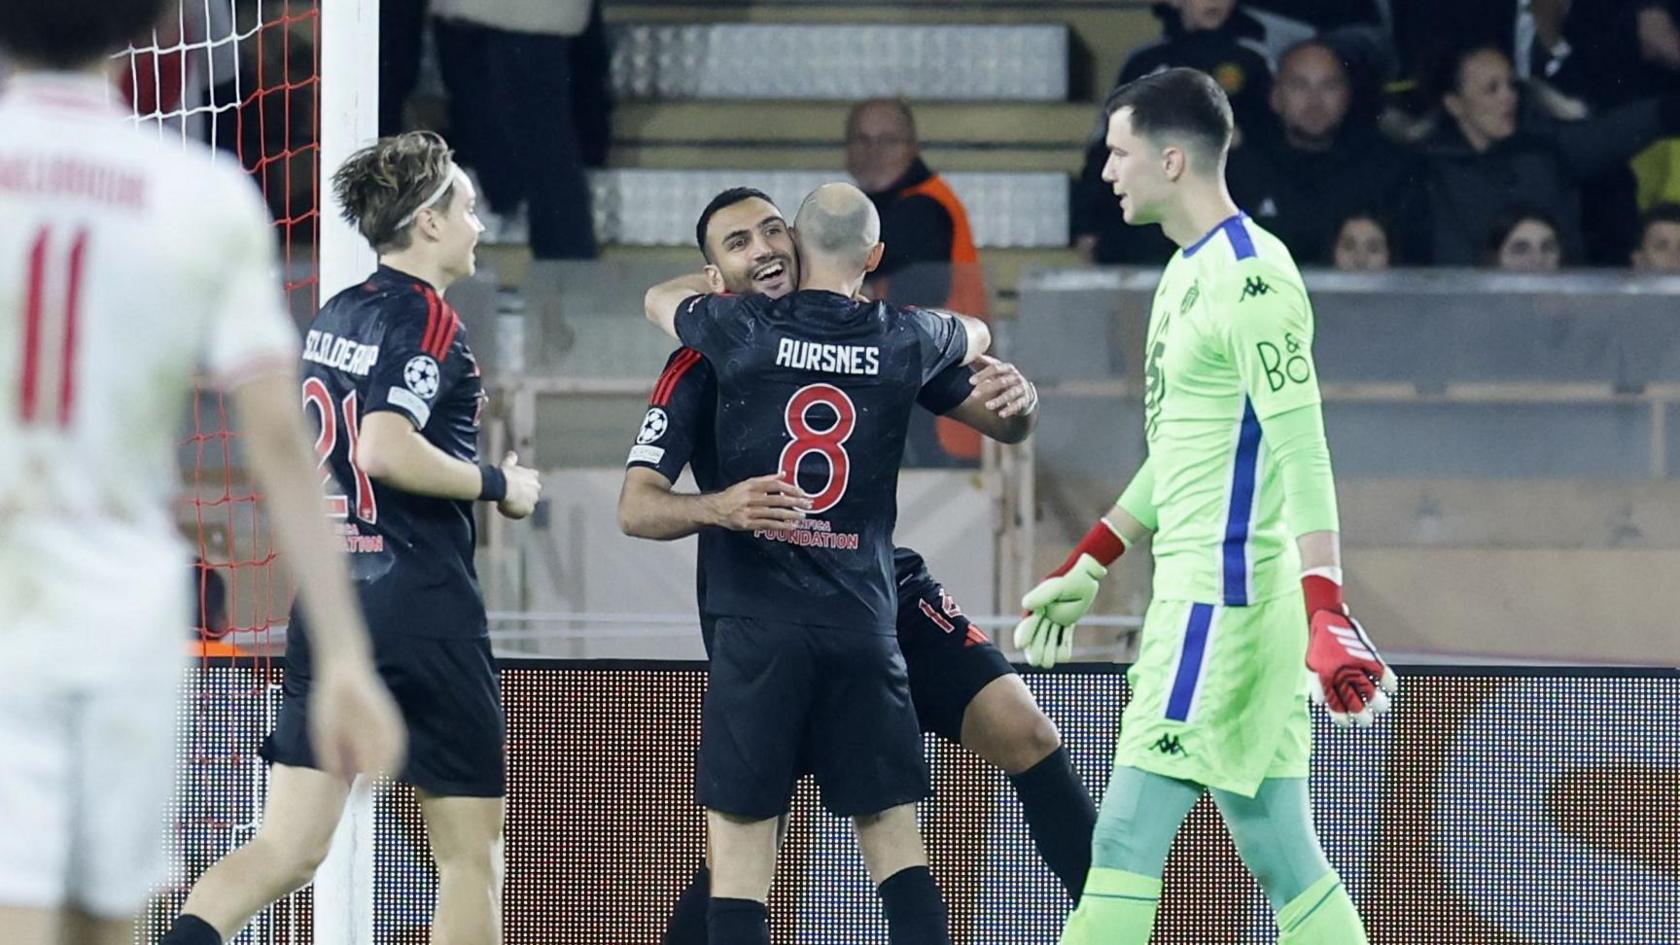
[
  {"left": 1240, "top": 276, "right": 1272, "bottom": 301},
  {"left": 1153, "top": 734, "right": 1186, "bottom": 756}
]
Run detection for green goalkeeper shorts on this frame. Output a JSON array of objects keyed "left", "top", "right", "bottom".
[{"left": 1114, "top": 593, "right": 1312, "bottom": 797}]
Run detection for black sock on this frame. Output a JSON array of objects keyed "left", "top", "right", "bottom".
[
  {"left": 1008, "top": 745, "right": 1097, "bottom": 901},
  {"left": 159, "top": 914, "right": 222, "bottom": 945},
  {"left": 877, "top": 866, "right": 950, "bottom": 945},
  {"left": 663, "top": 865, "right": 711, "bottom": 945},
  {"left": 706, "top": 896, "right": 770, "bottom": 945}
]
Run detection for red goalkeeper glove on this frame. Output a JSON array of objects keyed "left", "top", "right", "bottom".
[{"left": 1303, "top": 572, "right": 1396, "bottom": 728}]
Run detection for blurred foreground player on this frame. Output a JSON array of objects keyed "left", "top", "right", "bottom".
[
  {"left": 0, "top": 3, "right": 403, "bottom": 944},
  {"left": 161, "top": 132, "right": 540, "bottom": 945},
  {"left": 619, "top": 187, "right": 1093, "bottom": 944},
  {"left": 1013, "top": 69, "right": 1395, "bottom": 945},
  {"left": 644, "top": 183, "right": 989, "bottom": 945}
]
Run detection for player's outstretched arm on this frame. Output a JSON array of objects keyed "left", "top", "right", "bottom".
[
  {"left": 357, "top": 412, "right": 541, "bottom": 518},
  {"left": 944, "top": 355, "right": 1039, "bottom": 444},
  {"left": 1014, "top": 464, "right": 1156, "bottom": 667},
  {"left": 644, "top": 272, "right": 717, "bottom": 340},
  {"left": 618, "top": 467, "right": 812, "bottom": 540},
  {"left": 233, "top": 370, "right": 406, "bottom": 777}
]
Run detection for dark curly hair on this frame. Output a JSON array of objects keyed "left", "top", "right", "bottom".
[{"left": 331, "top": 131, "right": 458, "bottom": 253}]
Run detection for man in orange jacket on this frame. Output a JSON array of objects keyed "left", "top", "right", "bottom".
[{"left": 846, "top": 98, "right": 989, "bottom": 463}]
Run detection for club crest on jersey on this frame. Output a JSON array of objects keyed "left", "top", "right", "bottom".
[
  {"left": 637, "top": 407, "right": 669, "bottom": 444},
  {"left": 403, "top": 355, "right": 440, "bottom": 399}
]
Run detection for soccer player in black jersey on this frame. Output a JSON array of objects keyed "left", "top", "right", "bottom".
[
  {"left": 625, "top": 188, "right": 1095, "bottom": 943},
  {"left": 643, "top": 183, "right": 991, "bottom": 945},
  {"left": 161, "top": 132, "right": 540, "bottom": 945}
]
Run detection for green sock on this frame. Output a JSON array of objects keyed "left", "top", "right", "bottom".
[
  {"left": 1058, "top": 867, "right": 1160, "bottom": 945},
  {"left": 1276, "top": 871, "right": 1368, "bottom": 945}
]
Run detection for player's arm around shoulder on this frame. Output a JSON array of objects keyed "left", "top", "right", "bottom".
[
  {"left": 908, "top": 305, "right": 990, "bottom": 372},
  {"left": 644, "top": 271, "right": 720, "bottom": 340},
  {"left": 937, "top": 356, "right": 1039, "bottom": 444}
]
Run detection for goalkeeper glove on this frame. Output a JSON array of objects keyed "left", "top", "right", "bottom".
[
  {"left": 1303, "top": 571, "right": 1397, "bottom": 728},
  {"left": 1013, "top": 519, "right": 1126, "bottom": 668}
]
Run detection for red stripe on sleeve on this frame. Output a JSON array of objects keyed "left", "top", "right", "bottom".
[
  {"left": 433, "top": 304, "right": 461, "bottom": 361},
  {"left": 419, "top": 287, "right": 443, "bottom": 358},
  {"left": 653, "top": 348, "right": 701, "bottom": 406},
  {"left": 20, "top": 229, "right": 47, "bottom": 422},
  {"left": 649, "top": 351, "right": 685, "bottom": 405}
]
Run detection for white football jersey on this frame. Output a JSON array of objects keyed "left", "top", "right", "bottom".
[{"left": 0, "top": 71, "right": 297, "bottom": 683}]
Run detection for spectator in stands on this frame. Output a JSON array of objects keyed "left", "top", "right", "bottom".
[
  {"left": 844, "top": 97, "right": 987, "bottom": 464},
  {"left": 1401, "top": 44, "right": 1680, "bottom": 265},
  {"left": 1229, "top": 39, "right": 1417, "bottom": 264},
  {"left": 1532, "top": 0, "right": 1680, "bottom": 109},
  {"left": 1330, "top": 211, "right": 1392, "bottom": 271},
  {"left": 430, "top": 0, "right": 597, "bottom": 262},
  {"left": 1632, "top": 202, "right": 1680, "bottom": 269},
  {"left": 1073, "top": 0, "right": 1273, "bottom": 264},
  {"left": 1120, "top": 1, "right": 1273, "bottom": 134},
  {"left": 1485, "top": 209, "right": 1565, "bottom": 271},
  {"left": 381, "top": 0, "right": 428, "bottom": 135}
]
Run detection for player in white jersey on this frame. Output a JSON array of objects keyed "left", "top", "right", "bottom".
[{"left": 0, "top": 4, "right": 404, "bottom": 944}]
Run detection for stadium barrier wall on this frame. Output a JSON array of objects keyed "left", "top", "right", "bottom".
[{"left": 145, "top": 661, "right": 1678, "bottom": 944}]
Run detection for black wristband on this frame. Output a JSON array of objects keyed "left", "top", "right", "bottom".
[{"left": 478, "top": 464, "right": 508, "bottom": 502}]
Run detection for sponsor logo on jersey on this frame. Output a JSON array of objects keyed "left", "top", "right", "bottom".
[
  {"left": 403, "top": 355, "right": 440, "bottom": 398},
  {"left": 775, "top": 337, "right": 880, "bottom": 376},
  {"left": 303, "top": 329, "right": 379, "bottom": 376},
  {"left": 1256, "top": 331, "right": 1311, "bottom": 391},
  {"left": 627, "top": 444, "right": 665, "bottom": 466},
  {"left": 1153, "top": 733, "right": 1186, "bottom": 756},
  {"left": 637, "top": 407, "right": 668, "bottom": 444}
]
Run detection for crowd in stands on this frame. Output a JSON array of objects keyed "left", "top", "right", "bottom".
[
  {"left": 1077, "top": 0, "right": 1680, "bottom": 272},
  {"left": 9, "top": 0, "right": 1679, "bottom": 278}
]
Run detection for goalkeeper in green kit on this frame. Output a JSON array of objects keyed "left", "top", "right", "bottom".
[{"left": 1016, "top": 68, "right": 1396, "bottom": 945}]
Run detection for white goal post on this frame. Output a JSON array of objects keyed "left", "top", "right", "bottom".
[{"left": 315, "top": 1, "right": 380, "bottom": 943}]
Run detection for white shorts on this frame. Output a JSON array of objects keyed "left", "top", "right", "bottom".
[
  {"left": 0, "top": 674, "right": 181, "bottom": 917},
  {"left": 0, "top": 518, "right": 188, "bottom": 917}
]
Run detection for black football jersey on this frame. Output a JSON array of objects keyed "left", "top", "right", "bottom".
[
  {"left": 294, "top": 264, "right": 488, "bottom": 638},
  {"left": 672, "top": 290, "right": 969, "bottom": 630},
  {"left": 625, "top": 345, "right": 977, "bottom": 625}
]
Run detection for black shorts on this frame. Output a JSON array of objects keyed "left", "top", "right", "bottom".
[
  {"left": 697, "top": 616, "right": 929, "bottom": 819},
  {"left": 895, "top": 573, "right": 1017, "bottom": 745},
  {"left": 699, "top": 576, "right": 1016, "bottom": 747},
  {"left": 266, "top": 624, "right": 506, "bottom": 797}
]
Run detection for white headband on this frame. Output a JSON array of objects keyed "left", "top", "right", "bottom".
[{"left": 396, "top": 165, "right": 462, "bottom": 229}]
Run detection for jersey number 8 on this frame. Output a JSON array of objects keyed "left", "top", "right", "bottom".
[
  {"left": 302, "top": 378, "right": 377, "bottom": 524},
  {"left": 779, "top": 383, "right": 856, "bottom": 515}
]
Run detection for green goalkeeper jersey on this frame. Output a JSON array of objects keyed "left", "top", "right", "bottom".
[{"left": 1141, "top": 213, "right": 1323, "bottom": 606}]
